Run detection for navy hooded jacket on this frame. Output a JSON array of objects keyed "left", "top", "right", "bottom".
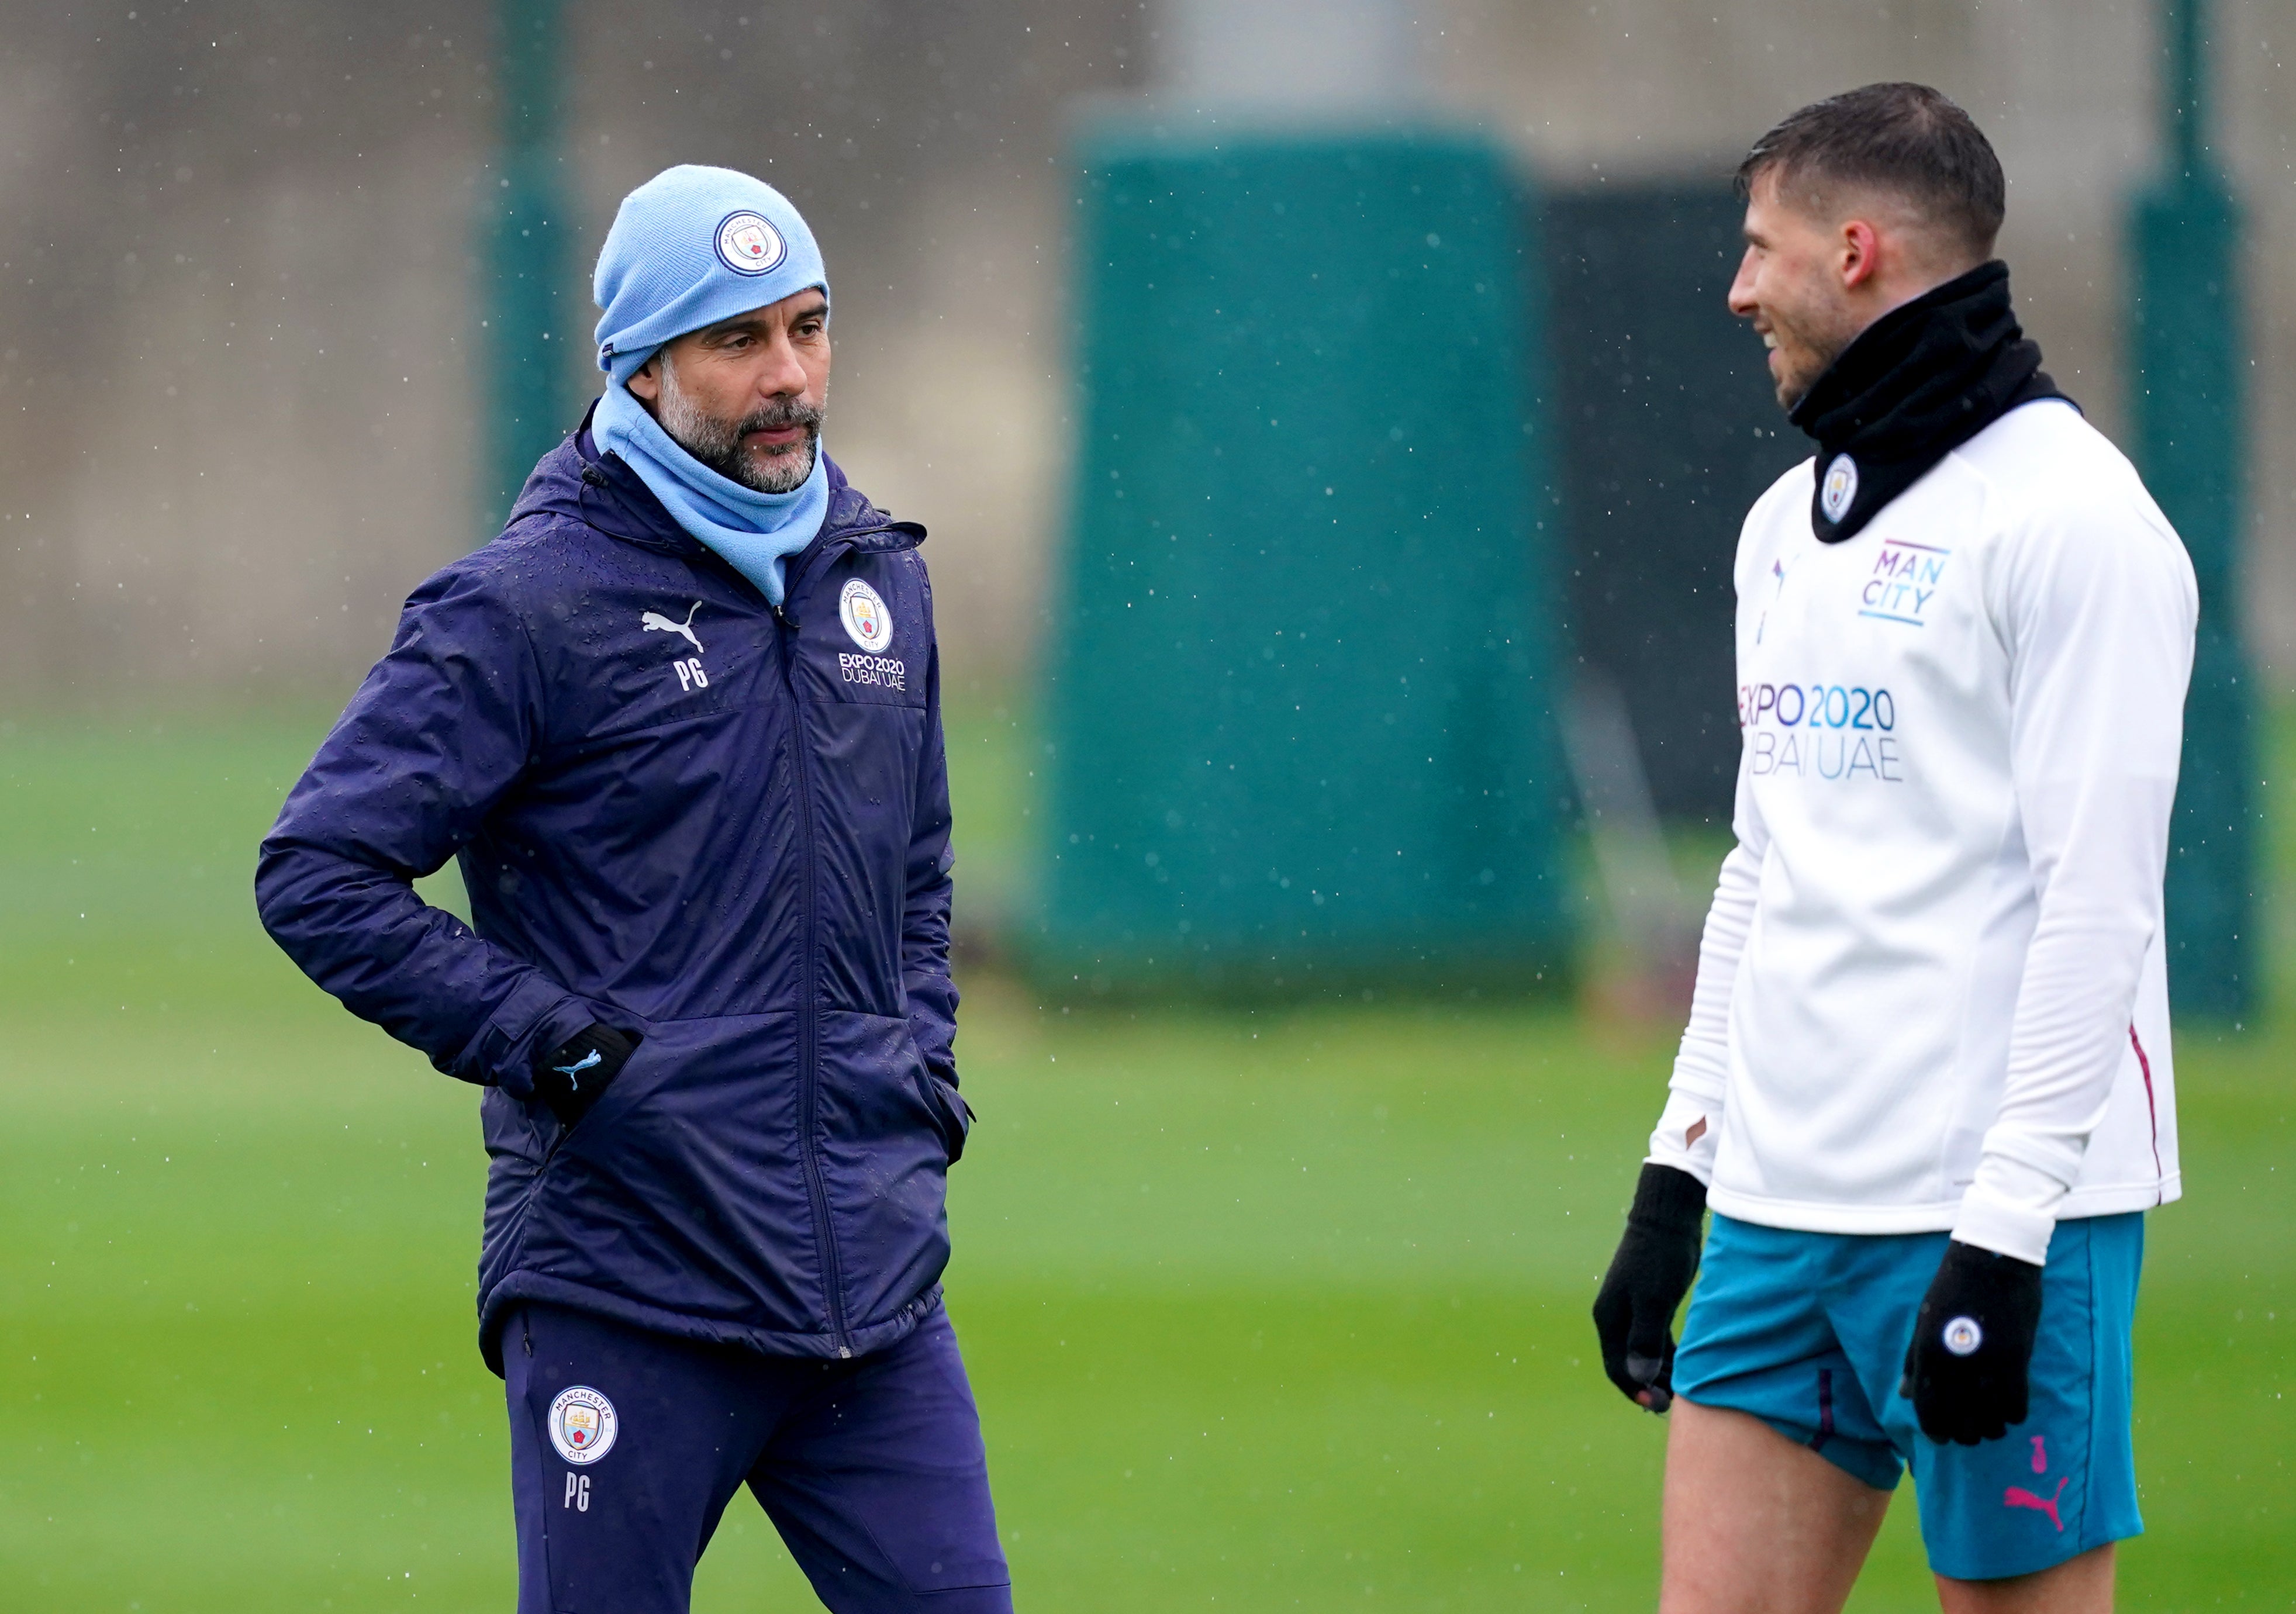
[{"left": 256, "top": 423, "right": 966, "bottom": 1374}]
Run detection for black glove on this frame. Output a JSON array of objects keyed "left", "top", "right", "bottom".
[
  {"left": 1592, "top": 1163, "right": 1707, "bottom": 1413},
  {"left": 1900, "top": 1240, "right": 2043, "bottom": 1445},
  {"left": 532, "top": 1023, "right": 640, "bottom": 1128}
]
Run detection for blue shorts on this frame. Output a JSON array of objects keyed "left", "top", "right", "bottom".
[
  {"left": 506, "top": 1301, "right": 1013, "bottom": 1614},
  {"left": 1673, "top": 1212, "right": 2145, "bottom": 1582}
]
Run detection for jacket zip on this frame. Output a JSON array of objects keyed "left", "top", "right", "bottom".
[
  {"left": 779, "top": 543, "right": 858, "bottom": 1359},
  {"left": 640, "top": 513, "right": 914, "bottom": 1359},
  {"left": 774, "top": 527, "right": 913, "bottom": 1356}
]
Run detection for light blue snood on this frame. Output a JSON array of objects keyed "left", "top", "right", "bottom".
[
  {"left": 592, "top": 384, "right": 825, "bottom": 607},
  {"left": 590, "top": 165, "right": 832, "bottom": 606}
]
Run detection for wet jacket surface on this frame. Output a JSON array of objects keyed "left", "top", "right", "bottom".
[{"left": 257, "top": 424, "right": 964, "bottom": 1373}]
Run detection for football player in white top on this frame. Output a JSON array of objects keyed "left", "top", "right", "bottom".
[{"left": 1592, "top": 83, "right": 2195, "bottom": 1614}]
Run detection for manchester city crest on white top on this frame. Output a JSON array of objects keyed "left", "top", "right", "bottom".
[
  {"left": 714, "top": 211, "right": 788, "bottom": 277},
  {"left": 548, "top": 1385, "right": 620, "bottom": 1465},
  {"left": 1820, "top": 454, "right": 1859, "bottom": 524},
  {"left": 839, "top": 579, "right": 894, "bottom": 653}
]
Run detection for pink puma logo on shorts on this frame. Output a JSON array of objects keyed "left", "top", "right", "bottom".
[{"left": 2004, "top": 1475, "right": 2069, "bottom": 1531}]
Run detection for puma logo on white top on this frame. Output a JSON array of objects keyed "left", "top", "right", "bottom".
[{"left": 641, "top": 602, "right": 705, "bottom": 655}]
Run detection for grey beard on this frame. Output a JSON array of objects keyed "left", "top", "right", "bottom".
[{"left": 656, "top": 364, "right": 823, "bottom": 495}]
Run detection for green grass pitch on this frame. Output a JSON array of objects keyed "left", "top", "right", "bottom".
[{"left": 0, "top": 708, "right": 2289, "bottom": 1610}]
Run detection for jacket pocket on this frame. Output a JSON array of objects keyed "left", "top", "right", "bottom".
[
  {"left": 514, "top": 1012, "right": 824, "bottom": 1333},
  {"left": 916, "top": 1070, "right": 974, "bottom": 1164},
  {"left": 813, "top": 1009, "right": 953, "bottom": 1328}
]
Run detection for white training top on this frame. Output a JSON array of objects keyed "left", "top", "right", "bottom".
[{"left": 1648, "top": 399, "right": 2197, "bottom": 1266}]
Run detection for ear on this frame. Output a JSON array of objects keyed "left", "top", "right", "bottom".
[
  {"left": 626, "top": 355, "right": 662, "bottom": 405},
  {"left": 1839, "top": 219, "right": 1882, "bottom": 291}
]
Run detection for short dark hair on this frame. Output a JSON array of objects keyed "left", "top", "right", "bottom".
[{"left": 1737, "top": 82, "right": 2005, "bottom": 258}]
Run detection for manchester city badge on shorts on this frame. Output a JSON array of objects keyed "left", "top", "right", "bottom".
[
  {"left": 1821, "top": 454, "right": 1859, "bottom": 523},
  {"left": 547, "top": 1385, "right": 620, "bottom": 1465},
  {"left": 839, "top": 579, "right": 894, "bottom": 653}
]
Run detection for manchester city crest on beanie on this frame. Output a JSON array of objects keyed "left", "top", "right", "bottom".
[{"left": 592, "top": 164, "right": 828, "bottom": 385}]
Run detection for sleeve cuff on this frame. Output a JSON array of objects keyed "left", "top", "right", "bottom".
[
  {"left": 447, "top": 976, "right": 597, "bottom": 1098},
  {"left": 1646, "top": 1088, "right": 1720, "bottom": 1186},
  {"left": 1950, "top": 1156, "right": 2064, "bottom": 1265}
]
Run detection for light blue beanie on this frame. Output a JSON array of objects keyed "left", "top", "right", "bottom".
[
  {"left": 588, "top": 165, "right": 833, "bottom": 604},
  {"left": 592, "top": 165, "right": 828, "bottom": 385}
]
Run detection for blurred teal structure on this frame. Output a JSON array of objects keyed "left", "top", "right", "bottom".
[
  {"left": 482, "top": 0, "right": 579, "bottom": 533},
  {"left": 2128, "top": 0, "right": 2259, "bottom": 1021},
  {"left": 1031, "top": 126, "right": 1574, "bottom": 998}
]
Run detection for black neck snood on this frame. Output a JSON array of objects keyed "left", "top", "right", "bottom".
[{"left": 1787, "top": 261, "right": 2071, "bottom": 543}]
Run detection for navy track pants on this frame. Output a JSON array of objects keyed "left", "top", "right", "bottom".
[{"left": 506, "top": 1301, "right": 1013, "bottom": 1613}]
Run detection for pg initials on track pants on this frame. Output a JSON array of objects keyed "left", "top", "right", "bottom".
[{"left": 507, "top": 1301, "right": 1012, "bottom": 1614}]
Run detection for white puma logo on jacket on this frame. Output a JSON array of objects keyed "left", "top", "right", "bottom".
[{"left": 640, "top": 602, "right": 705, "bottom": 655}]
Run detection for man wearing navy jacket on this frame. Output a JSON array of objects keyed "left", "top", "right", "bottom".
[{"left": 257, "top": 166, "right": 1011, "bottom": 1614}]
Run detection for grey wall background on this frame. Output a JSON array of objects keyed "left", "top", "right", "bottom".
[{"left": 1, "top": 0, "right": 2290, "bottom": 708}]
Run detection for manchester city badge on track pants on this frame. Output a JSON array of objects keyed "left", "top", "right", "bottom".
[{"left": 506, "top": 1301, "right": 1013, "bottom": 1614}]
